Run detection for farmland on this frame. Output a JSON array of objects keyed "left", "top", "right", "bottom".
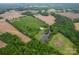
[
  {"left": 10, "top": 16, "right": 48, "bottom": 37},
  {"left": 0, "top": 10, "right": 23, "bottom": 20},
  {"left": 0, "top": 3, "right": 79, "bottom": 55},
  {"left": 0, "top": 11, "right": 79, "bottom": 55},
  {"left": 0, "top": 21, "right": 30, "bottom": 43},
  {"left": 58, "top": 12, "right": 79, "bottom": 19},
  {"left": 34, "top": 14, "right": 56, "bottom": 25},
  {"left": 48, "top": 33, "right": 77, "bottom": 55}
]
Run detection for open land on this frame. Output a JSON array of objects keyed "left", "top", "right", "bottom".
[
  {"left": 48, "top": 33, "right": 77, "bottom": 55},
  {"left": 34, "top": 14, "right": 56, "bottom": 25}
]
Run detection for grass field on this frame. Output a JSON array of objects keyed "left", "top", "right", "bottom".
[
  {"left": 48, "top": 33, "right": 77, "bottom": 55},
  {"left": 10, "top": 16, "right": 48, "bottom": 37},
  {"left": 34, "top": 28, "right": 47, "bottom": 40}
]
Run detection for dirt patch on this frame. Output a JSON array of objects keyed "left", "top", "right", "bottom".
[
  {"left": 0, "top": 40, "right": 7, "bottom": 48},
  {"left": 74, "top": 23, "right": 79, "bottom": 31},
  {"left": 34, "top": 14, "right": 56, "bottom": 25},
  {"left": 54, "top": 39, "right": 63, "bottom": 48},
  {"left": 58, "top": 12, "right": 79, "bottom": 19},
  {"left": 0, "top": 21, "right": 31, "bottom": 43}
]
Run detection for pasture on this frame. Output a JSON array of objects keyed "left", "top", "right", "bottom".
[{"left": 48, "top": 33, "right": 77, "bottom": 55}]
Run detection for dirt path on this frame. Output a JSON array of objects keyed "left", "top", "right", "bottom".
[
  {"left": 0, "top": 21, "right": 31, "bottom": 43},
  {"left": 34, "top": 14, "right": 56, "bottom": 25}
]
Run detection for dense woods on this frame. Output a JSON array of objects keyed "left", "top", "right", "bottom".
[
  {"left": 22, "top": 12, "right": 33, "bottom": 16},
  {"left": 38, "top": 10, "right": 49, "bottom": 16},
  {"left": 0, "top": 17, "right": 3, "bottom": 19},
  {"left": 72, "top": 10, "right": 79, "bottom": 13},
  {"left": 73, "top": 18, "right": 79, "bottom": 23}
]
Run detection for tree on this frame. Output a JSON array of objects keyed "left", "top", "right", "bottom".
[{"left": 22, "top": 12, "right": 33, "bottom": 16}]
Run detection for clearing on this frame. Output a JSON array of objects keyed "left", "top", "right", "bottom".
[{"left": 48, "top": 33, "right": 77, "bottom": 55}]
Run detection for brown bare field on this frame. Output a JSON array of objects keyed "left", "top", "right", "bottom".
[
  {"left": 34, "top": 14, "right": 56, "bottom": 25},
  {"left": 0, "top": 10, "right": 23, "bottom": 20},
  {"left": 0, "top": 21, "right": 31, "bottom": 43},
  {"left": 58, "top": 12, "right": 79, "bottom": 19},
  {"left": 74, "top": 23, "right": 79, "bottom": 31},
  {"left": 0, "top": 40, "right": 7, "bottom": 48}
]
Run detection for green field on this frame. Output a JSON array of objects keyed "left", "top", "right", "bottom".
[
  {"left": 34, "top": 28, "right": 47, "bottom": 40},
  {"left": 10, "top": 16, "right": 48, "bottom": 37},
  {"left": 48, "top": 33, "right": 77, "bottom": 55}
]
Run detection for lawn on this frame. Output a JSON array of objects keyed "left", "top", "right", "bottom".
[
  {"left": 48, "top": 33, "right": 77, "bottom": 55},
  {"left": 10, "top": 16, "right": 48, "bottom": 37}
]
